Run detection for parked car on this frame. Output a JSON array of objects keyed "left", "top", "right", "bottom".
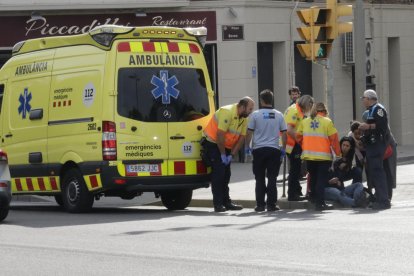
[{"left": 0, "top": 150, "right": 11, "bottom": 222}]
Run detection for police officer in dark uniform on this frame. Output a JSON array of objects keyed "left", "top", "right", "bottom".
[{"left": 359, "top": 89, "right": 392, "bottom": 210}]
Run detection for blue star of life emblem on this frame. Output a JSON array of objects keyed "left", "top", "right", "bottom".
[
  {"left": 18, "top": 88, "right": 32, "bottom": 119},
  {"left": 151, "top": 70, "right": 180, "bottom": 104},
  {"left": 310, "top": 120, "right": 319, "bottom": 130}
]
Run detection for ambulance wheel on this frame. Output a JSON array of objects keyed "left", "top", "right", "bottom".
[
  {"left": 62, "top": 168, "right": 94, "bottom": 213},
  {"left": 161, "top": 190, "right": 192, "bottom": 210},
  {"left": 0, "top": 206, "right": 9, "bottom": 222},
  {"left": 54, "top": 195, "right": 64, "bottom": 206}
]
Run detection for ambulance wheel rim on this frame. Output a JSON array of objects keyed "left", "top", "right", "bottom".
[
  {"left": 67, "top": 179, "right": 81, "bottom": 203},
  {"left": 62, "top": 168, "right": 94, "bottom": 213}
]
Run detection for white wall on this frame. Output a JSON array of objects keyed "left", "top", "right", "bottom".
[{"left": 209, "top": 1, "right": 414, "bottom": 145}]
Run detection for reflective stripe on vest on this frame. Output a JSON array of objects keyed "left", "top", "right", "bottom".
[
  {"left": 203, "top": 104, "right": 244, "bottom": 149},
  {"left": 301, "top": 117, "right": 334, "bottom": 161}
]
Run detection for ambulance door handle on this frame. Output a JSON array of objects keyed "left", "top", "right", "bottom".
[
  {"left": 170, "top": 135, "right": 185, "bottom": 140},
  {"left": 5, "top": 133, "right": 12, "bottom": 138}
]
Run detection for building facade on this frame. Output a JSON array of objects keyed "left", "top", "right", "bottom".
[{"left": 1, "top": 0, "right": 413, "bottom": 144}]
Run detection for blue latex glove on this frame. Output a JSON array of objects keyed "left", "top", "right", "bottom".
[
  {"left": 221, "top": 154, "right": 228, "bottom": 165},
  {"left": 245, "top": 147, "right": 252, "bottom": 155},
  {"left": 226, "top": 155, "right": 233, "bottom": 165}
]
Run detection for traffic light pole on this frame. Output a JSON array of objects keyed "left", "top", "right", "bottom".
[
  {"left": 317, "top": 59, "right": 334, "bottom": 121},
  {"left": 354, "top": 0, "right": 366, "bottom": 120}
]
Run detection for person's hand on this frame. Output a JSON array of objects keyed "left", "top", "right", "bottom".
[
  {"left": 358, "top": 123, "right": 370, "bottom": 131},
  {"left": 221, "top": 154, "right": 228, "bottom": 165},
  {"left": 328, "top": 177, "right": 339, "bottom": 185},
  {"left": 245, "top": 147, "right": 252, "bottom": 156},
  {"left": 339, "top": 163, "right": 347, "bottom": 170},
  {"left": 226, "top": 155, "right": 233, "bottom": 165}
]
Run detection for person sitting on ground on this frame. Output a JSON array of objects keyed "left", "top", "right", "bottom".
[{"left": 324, "top": 136, "right": 368, "bottom": 208}]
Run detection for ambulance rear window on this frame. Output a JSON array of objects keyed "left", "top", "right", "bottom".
[{"left": 117, "top": 68, "right": 210, "bottom": 122}]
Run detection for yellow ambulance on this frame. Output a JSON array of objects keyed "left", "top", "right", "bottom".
[{"left": 0, "top": 25, "right": 214, "bottom": 212}]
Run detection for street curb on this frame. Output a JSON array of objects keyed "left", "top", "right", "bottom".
[
  {"left": 397, "top": 156, "right": 414, "bottom": 164},
  {"left": 148, "top": 198, "right": 314, "bottom": 210}
]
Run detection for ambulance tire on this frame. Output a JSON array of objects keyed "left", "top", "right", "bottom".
[
  {"left": 62, "top": 168, "right": 94, "bottom": 213},
  {"left": 0, "top": 206, "right": 9, "bottom": 222},
  {"left": 161, "top": 190, "right": 193, "bottom": 210},
  {"left": 54, "top": 195, "right": 64, "bottom": 206}
]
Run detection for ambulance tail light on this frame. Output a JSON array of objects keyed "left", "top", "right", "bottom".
[
  {"left": 102, "top": 121, "right": 117, "bottom": 161},
  {"left": 184, "top": 27, "right": 207, "bottom": 48},
  {"left": 0, "top": 151, "right": 8, "bottom": 162}
]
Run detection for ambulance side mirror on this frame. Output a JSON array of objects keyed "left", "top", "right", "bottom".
[{"left": 29, "top": 108, "right": 43, "bottom": 120}]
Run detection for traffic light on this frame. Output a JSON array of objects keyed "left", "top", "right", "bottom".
[
  {"left": 296, "top": 0, "right": 353, "bottom": 62},
  {"left": 326, "top": 0, "right": 353, "bottom": 40},
  {"left": 296, "top": 7, "right": 332, "bottom": 61}
]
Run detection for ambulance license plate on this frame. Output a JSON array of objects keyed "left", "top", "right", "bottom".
[{"left": 126, "top": 164, "right": 160, "bottom": 173}]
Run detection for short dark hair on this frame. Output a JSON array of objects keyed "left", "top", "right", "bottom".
[
  {"left": 259, "top": 89, "right": 273, "bottom": 105},
  {"left": 289, "top": 86, "right": 301, "bottom": 95},
  {"left": 238, "top": 96, "right": 253, "bottom": 108},
  {"left": 350, "top": 121, "right": 361, "bottom": 132}
]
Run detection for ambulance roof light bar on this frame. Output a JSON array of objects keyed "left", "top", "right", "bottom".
[
  {"left": 89, "top": 25, "right": 134, "bottom": 46},
  {"left": 184, "top": 27, "right": 207, "bottom": 47}
]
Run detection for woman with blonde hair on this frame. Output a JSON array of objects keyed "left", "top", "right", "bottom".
[{"left": 296, "top": 102, "right": 341, "bottom": 211}]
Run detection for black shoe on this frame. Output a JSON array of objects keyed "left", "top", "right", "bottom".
[
  {"left": 254, "top": 206, "right": 265, "bottom": 212},
  {"left": 370, "top": 202, "right": 391, "bottom": 210},
  {"left": 267, "top": 205, "right": 280, "bottom": 212},
  {"left": 315, "top": 203, "right": 334, "bottom": 211},
  {"left": 214, "top": 205, "right": 226, "bottom": 212},
  {"left": 354, "top": 191, "right": 370, "bottom": 208},
  {"left": 224, "top": 202, "right": 243, "bottom": 210},
  {"left": 288, "top": 196, "right": 307, "bottom": 202}
]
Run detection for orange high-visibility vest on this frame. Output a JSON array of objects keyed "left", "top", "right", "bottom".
[
  {"left": 284, "top": 103, "right": 304, "bottom": 154},
  {"left": 203, "top": 104, "right": 248, "bottom": 149},
  {"left": 296, "top": 113, "right": 340, "bottom": 161}
]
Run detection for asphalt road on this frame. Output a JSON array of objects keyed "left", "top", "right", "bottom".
[
  {"left": 2, "top": 163, "right": 414, "bottom": 275},
  {"left": 1, "top": 201, "right": 414, "bottom": 275}
]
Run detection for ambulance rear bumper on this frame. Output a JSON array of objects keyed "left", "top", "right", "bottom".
[{"left": 81, "top": 161, "right": 211, "bottom": 192}]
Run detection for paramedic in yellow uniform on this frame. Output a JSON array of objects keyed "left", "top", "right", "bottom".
[
  {"left": 203, "top": 97, "right": 255, "bottom": 212},
  {"left": 296, "top": 102, "right": 340, "bottom": 211},
  {"left": 284, "top": 95, "right": 314, "bottom": 201}
]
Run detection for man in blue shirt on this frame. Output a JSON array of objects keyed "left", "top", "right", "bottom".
[{"left": 245, "top": 90, "right": 287, "bottom": 212}]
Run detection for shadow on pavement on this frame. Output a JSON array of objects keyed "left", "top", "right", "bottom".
[{"left": 7, "top": 204, "right": 214, "bottom": 229}]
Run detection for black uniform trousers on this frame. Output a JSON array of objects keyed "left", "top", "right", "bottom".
[
  {"left": 306, "top": 160, "right": 331, "bottom": 205},
  {"left": 204, "top": 140, "right": 232, "bottom": 207},
  {"left": 287, "top": 143, "right": 303, "bottom": 199},
  {"left": 252, "top": 147, "right": 282, "bottom": 208},
  {"left": 366, "top": 141, "right": 390, "bottom": 206}
]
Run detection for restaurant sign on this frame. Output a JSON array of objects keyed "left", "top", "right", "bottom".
[{"left": 0, "top": 11, "right": 216, "bottom": 48}]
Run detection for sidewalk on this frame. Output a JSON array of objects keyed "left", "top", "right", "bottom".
[
  {"left": 189, "top": 144, "right": 414, "bottom": 210},
  {"left": 13, "top": 144, "right": 414, "bottom": 209}
]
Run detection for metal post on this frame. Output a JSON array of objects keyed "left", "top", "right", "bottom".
[
  {"left": 282, "top": 155, "right": 287, "bottom": 197},
  {"left": 327, "top": 59, "right": 334, "bottom": 121},
  {"left": 354, "top": 0, "right": 366, "bottom": 119}
]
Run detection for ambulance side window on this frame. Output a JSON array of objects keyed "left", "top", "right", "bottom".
[{"left": 0, "top": 84, "right": 4, "bottom": 114}]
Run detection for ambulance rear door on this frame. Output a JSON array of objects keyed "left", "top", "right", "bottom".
[
  {"left": 115, "top": 40, "right": 211, "bottom": 177},
  {"left": 164, "top": 67, "right": 211, "bottom": 176},
  {"left": 115, "top": 44, "right": 169, "bottom": 177}
]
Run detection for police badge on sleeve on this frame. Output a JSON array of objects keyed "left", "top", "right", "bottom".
[{"left": 377, "top": 108, "right": 384, "bottom": 117}]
